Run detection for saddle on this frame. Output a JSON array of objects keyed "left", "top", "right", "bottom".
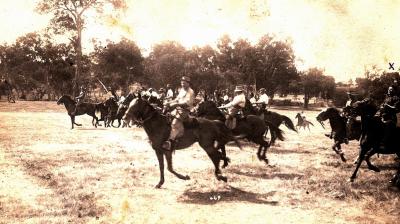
[{"left": 225, "top": 113, "right": 245, "bottom": 130}]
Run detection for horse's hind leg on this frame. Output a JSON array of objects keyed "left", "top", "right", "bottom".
[
  {"left": 155, "top": 150, "right": 165, "bottom": 188},
  {"left": 164, "top": 150, "right": 190, "bottom": 180},
  {"left": 365, "top": 148, "right": 380, "bottom": 172},
  {"left": 333, "top": 142, "right": 346, "bottom": 162}
]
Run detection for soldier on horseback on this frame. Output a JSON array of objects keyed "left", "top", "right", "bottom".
[
  {"left": 218, "top": 86, "right": 246, "bottom": 129},
  {"left": 75, "top": 85, "right": 86, "bottom": 104},
  {"left": 254, "top": 88, "right": 269, "bottom": 111},
  {"left": 378, "top": 81, "right": 400, "bottom": 147},
  {"left": 162, "top": 76, "right": 195, "bottom": 150}
]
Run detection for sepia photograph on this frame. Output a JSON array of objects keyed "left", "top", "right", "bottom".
[{"left": 0, "top": 0, "right": 399, "bottom": 223}]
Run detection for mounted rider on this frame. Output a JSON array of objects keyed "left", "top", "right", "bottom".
[
  {"left": 218, "top": 85, "right": 246, "bottom": 129},
  {"left": 162, "top": 76, "right": 195, "bottom": 150},
  {"left": 255, "top": 88, "right": 269, "bottom": 110},
  {"left": 378, "top": 81, "right": 400, "bottom": 147},
  {"left": 75, "top": 85, "right": 86, "bottom": 104}
]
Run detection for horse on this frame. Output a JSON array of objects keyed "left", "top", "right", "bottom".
[
  {"left": 256, "top": 105, "right": 297, "bottom": 144},
  {"left": 104, "top": 97, "right": 121, "bottom": 127},
  {"left": 349, "top": 98, "right": 400, "bottom": 182},
  {"left": 0, "top": 80, "right": 15, "bottom": 103},
  {"left": 295, "top": 113, "right": 314, "bottom": 131},
  {"left": 316, "top": 107, "right": 361, "bottom": 162},
  {"left": 56, "top": 95, "right": 100, "bottom": 129},
  {"left": 196, "top": 99, "right": 284, "bottom": 165},
  {"left": 116, "top": 93, "right": 137, "bottom": 128},
  {"left": 122, "top": 95, "right": 242, "bottom": 188}
]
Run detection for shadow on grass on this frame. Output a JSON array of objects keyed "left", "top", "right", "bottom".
[
  {"left": 178, "top": 185, "right": 279, "bottom": 205},
  {"left": 229, "top": 166, "right": 303, "bottom": 180},
  {"left": 269, "top": 148, "right": 313, "bottom": 154}
]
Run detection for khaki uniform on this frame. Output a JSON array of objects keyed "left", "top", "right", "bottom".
[{"left": 169, "top": 87, "right": 195, "bottom": 140}]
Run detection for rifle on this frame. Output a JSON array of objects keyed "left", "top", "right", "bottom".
[{"left": 97, "top": 78, "right": 109, "bottom": 93}]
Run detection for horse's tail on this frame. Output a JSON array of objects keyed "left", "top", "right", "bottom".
[
  {"left": 215, "top": 120, "right": 244, "bottom": 150},
  {"left": 265, "top": 120, "right": 285, "bottom": 141},
  {"left": 281, "top": 115, "right": 297, "bottom": 132},
  {"left": 308, "top": 121, "right": 314, "bottom": 126}
]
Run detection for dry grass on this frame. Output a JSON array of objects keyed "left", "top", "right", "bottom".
[{"left": 0, "top": 101, "right": 398, "bottom": 224}]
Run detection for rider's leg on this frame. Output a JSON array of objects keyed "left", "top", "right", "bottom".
[{"left": 163, "top": 118, "right": 184, "bottom": 150}]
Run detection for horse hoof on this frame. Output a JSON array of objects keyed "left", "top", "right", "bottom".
[
  {"left": 218, "top": 176, "right": 228, "bottom": 182},
  {"left": 263, "top": 159, "right": 269, "bottom": 164},
  {"left": 184, "top": 175, "right": 190, "bottom": 180},
  {"left": 222, "top": 164, "right": 228, "bottom": 169},
  {"left": 226, "top": 157, "right": 231, "bottom": 163},
  {"left": 340, "top": 154, "right": 347, "bottom": 163},
  {"left": 155, "top": 183, "right": 163, "bottom": 188},
  {"left": 370, "top": 167, "right": 380, "bottom": 172},
  {"left": 348, "top": 177, "right": 355, "bottom": 182}
]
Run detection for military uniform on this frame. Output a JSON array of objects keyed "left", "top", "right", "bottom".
[{"left": 163, "top": 76, "right": 195, "bottom": 150}]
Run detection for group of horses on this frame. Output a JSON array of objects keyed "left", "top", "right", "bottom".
[
  {"left": 56, "top": 93, "right": 400, "bottom": 188},
  {"left": 316, "top": 101, "right": 400, "bottom": 186}
]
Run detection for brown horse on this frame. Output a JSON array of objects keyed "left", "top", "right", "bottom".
[
  {"left": 316, "top": 107, "right": 361, "bottom": 162},
  {"left": 57, "top": 95, "right": 100, "bottom": 129},
  {"left": 196, "top": 99, "right": 284, "bottom": 165},
  {"left": 295, "top": 113, "right": 314, "bottom": 131},
  {"left": 122, "top": 95, "right": 242, "bottom": 188}
]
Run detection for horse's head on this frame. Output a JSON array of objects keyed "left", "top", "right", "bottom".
[
  {"left": 123, "top": 94, "right": 155, "bottom": 123},
  {"left": 196, "top": 99, "right": 219, "bottom": 117},
  {"left": 104, "top": 97, "right": 117, "bottom": 107},
  {"left": 57, "top": 95, "right": 74, "bottom": 105},
  {"left": 351, "top": 98, "right": 377, "bottom": 117},
  {"left": 316, "top": 107, "right": 340, "bottom": 128}
]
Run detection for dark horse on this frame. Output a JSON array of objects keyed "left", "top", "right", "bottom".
[
  {"left": 349, "top": 99, "right": 400, "bottom": 181},
  {"left": 57, "top": 95, "right": 100, "bottom": 129},
  {"left": 104, "top": 97, "right": 121, "bottom": 127},
  {"left": 262, "top": 110, "right": 297, "bottom": 144},
  {"left": 196, "top": 99, "right": 284, "bottom": 165},
  {"left": 0, "top": 80, "right": 15, "bottom": 103},
  {"left": 122, "top": 95, "right": 242, "bottom": 188},
  {"left": 316, "top": 107, "right": 361, "bottom": 162}
]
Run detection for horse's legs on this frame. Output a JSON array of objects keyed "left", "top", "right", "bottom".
[
  {"left": 164, "top": 150, "right": 190, "bottom": 180},
  {"left": 256, "top": 144, "right": 263, "bottom": 160},
  {"left": 155, "top": 150, "right": 165, "bottom": 188},
  {"left": 260, "top": 140, "right": 270, "bottom": 164},
  {"left": 350, "top": 145, "right": 368, "bottom": 181},
  {"left": 204, "top": 147, "right": 227, "bottom": 182},
  {"left": 333, "top": 141, "right": 346, "bottom": 162},
  {"left": 254, "top": 137, "right": 270, "bottom": 164},
  {"left": 117, "top": 119, "right": 121, "bottom": 128},
  {"left": 70, "top": 116, "right": 74, "bottom": 129},
  {"left": 365, "top": 148, "right": 380, "bottom": 172},
  {"left": 219, "top": 145, "right": 230, "bottom": 168}
]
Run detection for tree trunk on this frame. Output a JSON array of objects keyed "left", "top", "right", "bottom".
[
  {"left": 303, "top": 93, "right": 309, "bottom": 109},
  {"left": 73, "top": 18, "right": 83, "bottom": 97}
]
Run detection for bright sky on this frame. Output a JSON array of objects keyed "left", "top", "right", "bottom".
[{"left": 1, "top": 0, "right": 400, "bottom": 82}]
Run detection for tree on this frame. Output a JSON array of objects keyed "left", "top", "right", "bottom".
[
  {"left": 144, "top": 41, "right": 187, "bottom": 88},
  {"left": 300, "top": 68, "right": 335, "bottom": 109},
  {"left": 91, "top": 38, "right": 144, "bottom": 92},
  {"left": 36, "top": 0, "right": 127, "bottom": 95},
  {"left": 254, "top": 35, "right": 299, "bottom": 96}
]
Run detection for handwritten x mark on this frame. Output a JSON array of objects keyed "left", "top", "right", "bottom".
[{"left": 389, "top": 62, "right": 395, "bottom": 70}]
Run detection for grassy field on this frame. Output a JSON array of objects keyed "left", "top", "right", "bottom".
[{"left": 0, "top": 101, "right": 399, "bottom": 224}]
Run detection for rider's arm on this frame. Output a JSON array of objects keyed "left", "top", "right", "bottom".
[{"left": 219, "top": 95, "right": 240, "bottom": 109}]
